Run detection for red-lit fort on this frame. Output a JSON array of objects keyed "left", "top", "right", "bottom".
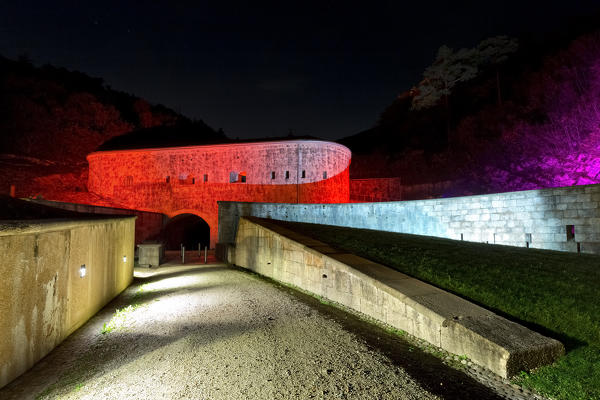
[{"left": 87, "top": 140, "right": 351, "bottom": 248}]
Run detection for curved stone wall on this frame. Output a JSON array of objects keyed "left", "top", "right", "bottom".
[{"left": 87, "top": 140, "right": 351, "bottom": 246}]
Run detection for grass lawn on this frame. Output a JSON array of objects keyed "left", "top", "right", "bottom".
[{"left": 269, "top": 220, "right": 600, "bottom": 400}]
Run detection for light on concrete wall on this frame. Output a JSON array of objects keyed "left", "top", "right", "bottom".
[
  {"left": 79, "top": 264, "right": 87, "bottom": 278},
  {"left": 123, "top": 255, "right": 127, "bottom": 263}
]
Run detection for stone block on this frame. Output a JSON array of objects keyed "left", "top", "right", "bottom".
[{"left": 137, "top": 243, "right": 164, "bottom": 267}]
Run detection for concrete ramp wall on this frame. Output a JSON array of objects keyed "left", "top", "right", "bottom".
[
  {"left": 229, "top": 217, "right": 564, "bottom": 378},
  {"left": 0, "top": 217, "right": 135, "bottom": 389}
]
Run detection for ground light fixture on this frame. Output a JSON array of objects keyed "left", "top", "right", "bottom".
[{"left": 79, "top": 264, "right": 87, "bottom": 278}]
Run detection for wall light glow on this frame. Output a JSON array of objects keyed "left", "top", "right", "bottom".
[
  {"left": 123, "top": 255, "right": 127, "bottom": 263},
  {"left": 79, "top": 264, "right": 87, "bottom": 278}
]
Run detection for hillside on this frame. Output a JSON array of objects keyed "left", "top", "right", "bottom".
[
  {"left": 340, "top": 18, "right": 600, "bottom": 196},
  {"left": 0, "top": 56, "right": 226, "bottom": 200}
]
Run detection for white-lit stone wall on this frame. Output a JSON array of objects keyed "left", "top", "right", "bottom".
[{"left": 219, "top": 184, "right": 600, "bottom": 254}]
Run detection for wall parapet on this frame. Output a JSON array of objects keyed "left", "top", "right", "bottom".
[
  {"left": 25, "top": 199, "right": 166, "bottom": 244},
  {"left": 218, "top": 183, "right": 600, "bottom": 254},
  {"left": 229, "top": 217, "right": 564, "bottom": 378}
]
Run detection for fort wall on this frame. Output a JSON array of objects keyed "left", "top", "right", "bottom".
[
  {"left": 218, "top": 183, "right": 600, "bottom": 254},
  {"left": 349, "top": 177, "right": 402, "bottom": 202},
  {"left": 349, "top": 178, "right": 457, "bottom": 202},
  {"left": 87, "top": 140, "right": 351, "bottom": 247}
]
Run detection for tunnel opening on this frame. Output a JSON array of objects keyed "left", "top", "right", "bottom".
[{"left": 160, "top": 214, "right": 210, "bottom": 250}]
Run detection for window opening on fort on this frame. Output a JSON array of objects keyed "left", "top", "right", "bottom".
[
  {"left": 179, "top": 174, "right": 195, "bottom": 185},
  {"left": 230, "top": 171, "right": 238, "bottom": 183},
  {"left": 240, "top": 172, "right": 247, "bottom": 183},
  {"left": 166, "top": 176, "right": 170, "bottom": 183},
  {"left": 204, "top": 174, "right": 208, "bottom": 182},
  {"left": 285, "top": 171, "right": 290, "bottom": 179},
  {"left": 301, "top": 170, "right": 306, "bottom": 178},
  {"left": 125, "top": 176, "right": 133, "bottom": 185},
  {"left": 323, "top": 171, "right": 327, "bottom": 179},
  {"left": 566, "top": 225, "right": 575, "bottom": 241},
  {"left": 525, "top": 233, "right": 532, "bottom": 248},
  {"left": 271, "top": 171, "right": 275, "bottom": 179}
]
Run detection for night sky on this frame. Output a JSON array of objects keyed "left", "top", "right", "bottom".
[{"left": 2, "top": 1, "right": 599, "bottom": 140}]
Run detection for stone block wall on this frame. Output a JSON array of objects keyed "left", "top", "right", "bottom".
[
  {"left": 349, "top": 178, "right": 402, "bottom": 202},
  {"left": 0, "top": 217, "right": 135, "bottom": 389},
  {"left": 86, "top": 140, "right": 351, "bottom": 247},
  {"left": 219, "top": 184, "right": 600, "bottom": 254}
]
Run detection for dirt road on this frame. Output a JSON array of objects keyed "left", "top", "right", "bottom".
[{"left": 1, "top": 264, "right": 516, "bottom": 399}]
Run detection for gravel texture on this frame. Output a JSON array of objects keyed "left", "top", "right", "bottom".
[{"left": 1, "top": 263, "right": 541, "bottom": 400}]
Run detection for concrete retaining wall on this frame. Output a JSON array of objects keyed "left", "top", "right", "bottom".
[
  {"left": 0, "top": 217, "right": 135, "bottom": 389},
  {"left": 219, "top": 183, "right": 600, "bottom": 254},
  {"left": 230, "top": 217, "right": 564, "bottom": 378}
]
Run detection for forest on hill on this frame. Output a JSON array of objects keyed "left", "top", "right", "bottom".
[
  {"left": 0, "top": 56, "right": 225, "bottom": 163},
  {"left": 0, "top": 56, "right": 225, "bottom": 198},
  {"left": 341, "top": 18, "right": 600, "bottom": 195},
  {"left": 2, "top": 14, "right": 600, "bottom": 200}
]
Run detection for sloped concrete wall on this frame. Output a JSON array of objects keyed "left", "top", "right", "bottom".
[
  {"left": 231, "top": 217, "right": 563, "bottom": 378},
  {"left": 0, "top": 217, "right": 135, "bottom": 389},
  {"left": 219, "top": 184, "right": 600, "bottom": 254}
]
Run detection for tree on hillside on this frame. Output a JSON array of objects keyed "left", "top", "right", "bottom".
[
  {"left": 476, "top": 36, "right": 518, "bottom": 105},
  {"left": 412, "top": 45, "right": 479, "bottom": 138},
  {"left": 412, "top": 36, "right": 518, "bottom": 111},
  {"left": 412, "top": 45, "right": 479, "bottom": 111},
  {"left": 473, "top": 32, "right": 600, "bottom": 191}
]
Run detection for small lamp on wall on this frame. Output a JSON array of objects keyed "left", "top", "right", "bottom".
[
  {"left": 79, "top": 264, "right": 87, "bottom": 278},
  {"left": 123, "top": 255, "right": 127, "bottom": 263}
]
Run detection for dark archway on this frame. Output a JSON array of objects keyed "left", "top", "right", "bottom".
[{"left": 161, "top": 214, "right": 210, "bottom": 250}]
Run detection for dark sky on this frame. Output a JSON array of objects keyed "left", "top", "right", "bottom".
[{"left": 1, "top": 1, "right": 599, "bottom": 140}]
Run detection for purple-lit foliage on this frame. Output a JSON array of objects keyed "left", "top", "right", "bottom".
[{"left": 469, "top": 32, "right": 600, "bottom": 192}]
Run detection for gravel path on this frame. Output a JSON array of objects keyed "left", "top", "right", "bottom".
[{"left": 1, "top": 264, "right": 529, "bottom": 400}]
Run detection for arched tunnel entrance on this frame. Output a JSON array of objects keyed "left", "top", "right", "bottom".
[{"left": 161, "top": 214, "right": 210, "bottom": 250}]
